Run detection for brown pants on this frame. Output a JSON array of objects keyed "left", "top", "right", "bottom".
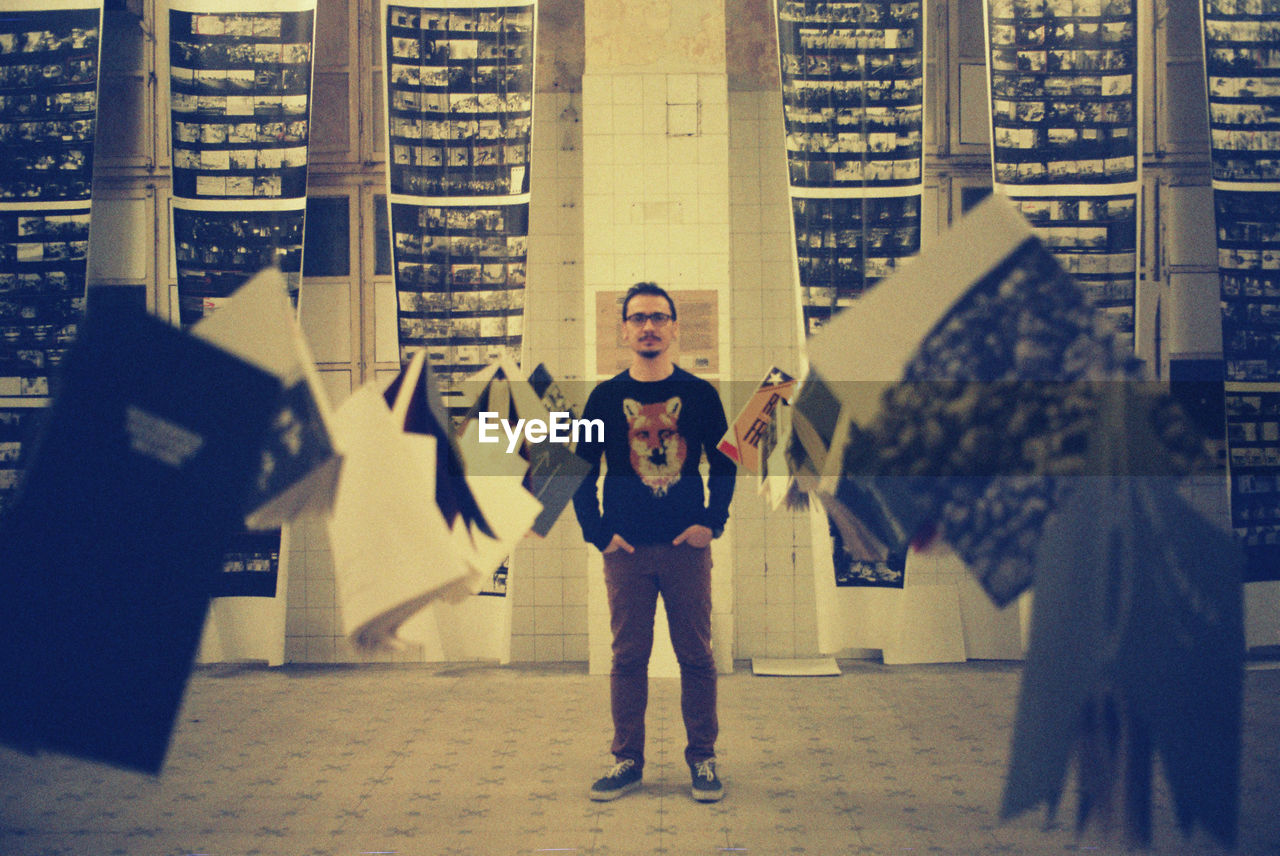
[{"left": 603, "top": 542, "right": 717, "bottom": 771}]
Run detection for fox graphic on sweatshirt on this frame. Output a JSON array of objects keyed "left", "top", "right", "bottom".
[{"left": 623, "top": 396, "right": 686, "bottom": 497}]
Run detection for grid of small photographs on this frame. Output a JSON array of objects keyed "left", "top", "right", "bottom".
[
  {"left": 384, "top": 3, "right": 534, "bottom": 197},
  {"left": 776, "top": 0, "right": 924, "bottom": 190},
  {"left": 0, "top": 208, "right": 89, "bottom": 397},
  {"left": 0, "top": 7, "right": 99, "bottom": 203},
  {"left": 1225, "top": 388, "right": 1280, "bottom": 580},
  {"left": 985, "top": 0, "right": 1139, "bottom": 338},
  {"left": 1008, "top": 192, "right": 1137, "bottom": 335},
  {"left": 1204, "top": 1, "right": 1280, "bottom": 184},
  {"left": 213, "top": 530, "right": 280, "bottom": 597},
  {"left": 792, "top": 195, "right": 920, "bottom": 336},
  {"left": 172, "top": 204, "right": 304, "bottom": 326},
  {"left": 392, "top": 200, "right": 526, "bottom": 396},
  {"left": 986, "top": 0, "right": 1137, "bottom": 186},
  {"left": 1216, "top": 190, "right": 1280, "bottom": 381},
  {"left": 1203, "top": 1, "right": 1280, "bottom": 581},
  {"left": 168, "top": 7, "right": 314, "bottom": 200},
  {"left": 0, "top": 405, "right": 41, "bottom": 515}
]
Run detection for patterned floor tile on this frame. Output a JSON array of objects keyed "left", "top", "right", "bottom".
[{"left": 0, "top": 663, "right": 1277, "bottom": 856}]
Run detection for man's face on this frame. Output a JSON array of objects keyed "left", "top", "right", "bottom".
[{"left": 622, "top": 294, "right": 677, "bottom": 359}]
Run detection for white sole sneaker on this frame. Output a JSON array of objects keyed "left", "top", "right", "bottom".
[{"left": 691, "top": 784, "right": 724, "bottom": 802}]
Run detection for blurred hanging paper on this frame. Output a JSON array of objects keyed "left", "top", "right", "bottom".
[
  {"left": 192, "top": 267, "right": 342, "bottom": 530},
  {"left": 167, "top": 0, "right": 317, "bottom": 324},
  {"left": 982, "top": 0, "right": 1141, "bottom": 345},
  {"left": 458, "top": 358, "right": 591, "bottom": 537},
  {"left": 1200, "top": 1, "right": 1280, "bottom": 581},
  {"left": 1002, "top": 384, "right": 1244, "bottom": 850},
  {"left": 326, "top": 378, "right": 472, "bottom": 652},
  {"left": 385, "top": 350, "right": 540, "bottom": 572},
  {"left": 0, "top": 302, "right": 280, "bottom": 773},
  {"left": 718, "top": 367, "right": 796, "bottom": 472},
  {"left": 797, "top": 194, "right": 1213, "bottom": 607},
  {"left": 381, "top": 0, "right": 535, "bottom": 412},
  {"left": 529, "top": 362, "right": 582, "bottom": 421},
  {"left": 383, "top": 347, "right": 492, "bottom": 536}
]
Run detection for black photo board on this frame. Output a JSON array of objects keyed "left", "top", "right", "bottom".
[
  {"left": 168, "top": 0, "right": 315, "bottom": 322},
  {"left": 775, "top": 0, "right": 925, "bottom": 587},
  {"left": 383, "top": 0, "right": 535, "bottom": 415},
  {"left": 1202, "top": 0, "right": 1280, "bottom": 581},
  {"left": 167, "top": 0, "right": 317, "bottom": 596},
  {"left": 0, "top": 2, "right": 100, "bottom": 402},
  {"left": 775, "top": 0, "right": 925, "bottom": 338},
  {"left": 983, "top": 0, "right": 1141, "bottom": 344}
]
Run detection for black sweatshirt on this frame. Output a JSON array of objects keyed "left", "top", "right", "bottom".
[{"left": 572, "top": 366, "right": 736, "bottom": 551}]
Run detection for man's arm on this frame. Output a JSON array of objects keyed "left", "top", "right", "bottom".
[
  {"left": 571, "top": 388, "right": 612, "bottom": 551},
  {"left": 702, "top": 382, "right": 736, "bottom": 535}
]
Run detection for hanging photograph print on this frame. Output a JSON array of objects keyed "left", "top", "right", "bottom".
[
  {"left": 168, "top": 0, "right": 315, "bottom": 322},
  {"left": 390, "top": 200, "right": 527, "bottom": 397},
  {"left": 168, "top": 2, "right": 313, "bottom": 200},
  {"left": 1225, "top": 389, "right": 1280, "bottom": 577},
  {"left": 1202, "top": 0, "right": 1280, "bottom": 581},
  {"left": 983, "top": 0, "right": 1140, "bottom": 342},
  {"left": 167, "top": 0, "right": 316, "bottom": 597},
  {"left": 0, "top": 0, "right": 100, "bottom": 407},
  {"left": 384, "top": 2, "right": 533, "bottom": 197},
  {"left": 383, "top": 0, "right": 535, "bottom": 412},
  {"left": 775, "top": 0, "right": 924, "bottom": 589},
  {"left": 775, "top": 0, "right": 925, "bottom": 337},
  {"left": 171, "top": 203, "right": 304, "bottom": 326},
  {"left": 0, "top": 3, "right": 99, "bottom": 203}
]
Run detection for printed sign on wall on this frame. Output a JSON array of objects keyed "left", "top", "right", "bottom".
[
  {"left": 1202, "top": 0, "right": 1280, "bottom": 581},
  {"left": 983, "top": 0, "right": 1141, "bottom": 345}
]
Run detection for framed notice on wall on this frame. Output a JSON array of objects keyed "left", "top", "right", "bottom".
[{"left": 594, "top": 289, "right": 719, "bottom": 376}]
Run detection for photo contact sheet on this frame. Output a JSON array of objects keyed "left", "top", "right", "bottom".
[
  {"left": 383, "top": 0, "right": 534, "bottom": 412},
  {"left": 984, "top": 0, "right": 1140, "bottom": 343},
  {"left": 1203, "top": 0, "right": 1280, "bottom": 580},
  {"left": 0, "top": 0, "right": 101, "bottom": 514},
  {"left": 775, "top": 0, "right": 925, "bottom": 338},
  {"left": 168, "top": 0, "right": 315, "bottom": 325}
]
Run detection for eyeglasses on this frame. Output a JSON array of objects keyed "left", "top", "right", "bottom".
[{"left": 625, "top": 312, "right": 673, "bottom": 328}]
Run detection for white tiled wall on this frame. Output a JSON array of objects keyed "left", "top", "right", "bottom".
[
  {"left": 508, "top": 89, "right": 592, "bottom": 665},
  {"left": 726, "top": 89, "right": 820, "bottom": 660},
  {"left": 580, "top": 70, "right": 736, "bottom": 674}
]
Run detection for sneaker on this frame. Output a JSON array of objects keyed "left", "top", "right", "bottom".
[
  {"left": 589, "top": 759, "right": 642, "bottom": 801},
  {"left": 690, "top": 758, "right": 724, "bottom": 802}
]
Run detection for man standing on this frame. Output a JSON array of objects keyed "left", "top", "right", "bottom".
[{"left": 573, "top": 282, "right": 736, "bottom": 803}]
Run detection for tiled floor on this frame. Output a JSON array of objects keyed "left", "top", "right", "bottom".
[{"left": 2, "top": 661, "right": 1278, "bottom": 855}]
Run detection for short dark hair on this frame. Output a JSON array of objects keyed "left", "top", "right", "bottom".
[{"left": 621, "top": 281, "right": 676, "bottom": 322}]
